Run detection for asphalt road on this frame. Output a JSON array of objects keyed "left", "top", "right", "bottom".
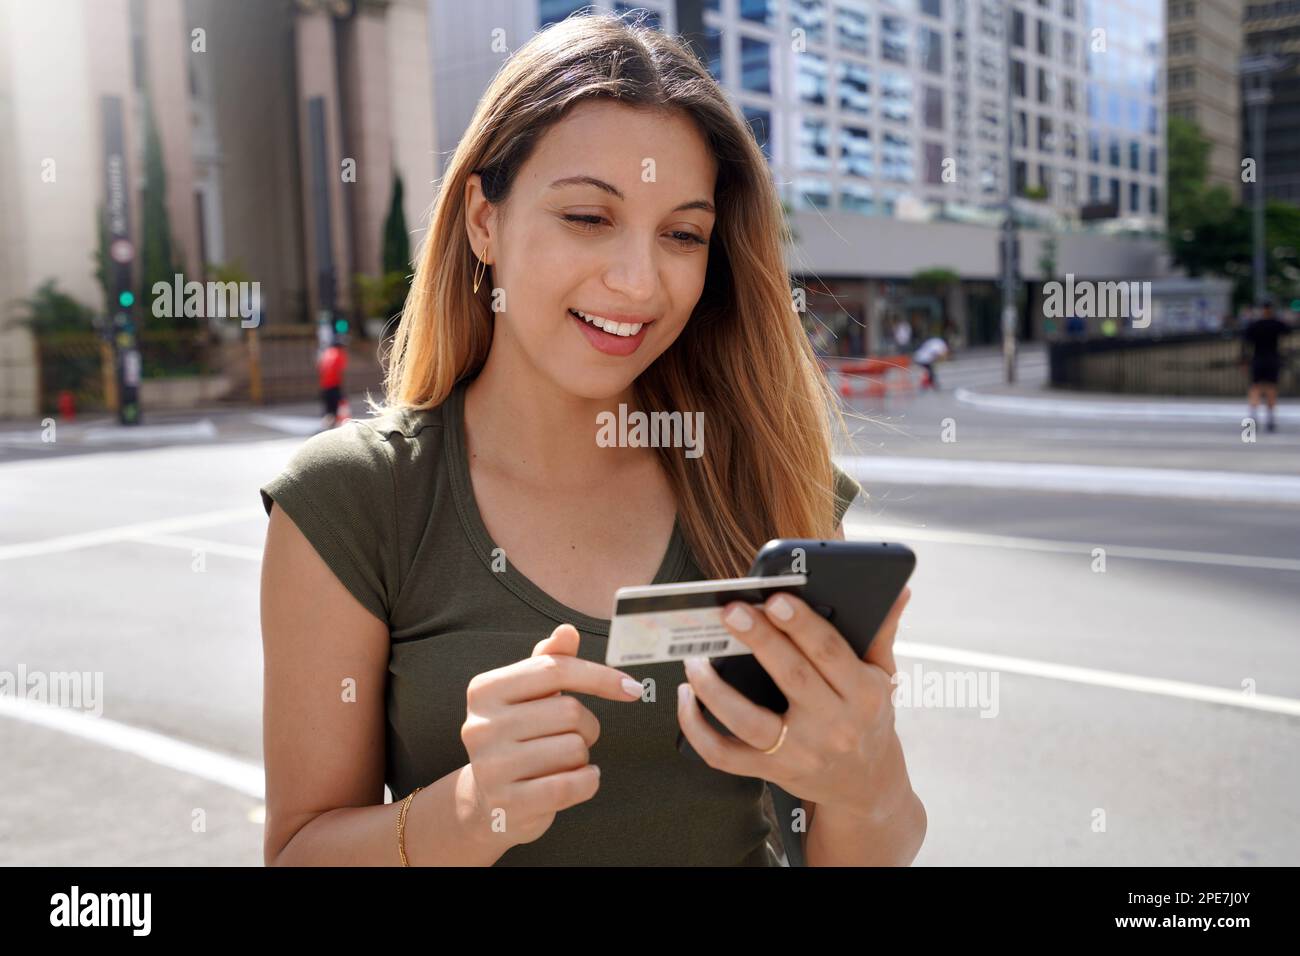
[{"left": 1, "top": 346, "right": 1296, "bottom": 865}]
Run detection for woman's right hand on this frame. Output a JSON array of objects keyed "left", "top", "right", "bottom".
[{"left": 457, "top": 623, "right": 646, "bottom": 851}]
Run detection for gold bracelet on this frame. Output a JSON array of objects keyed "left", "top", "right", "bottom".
[{"left": 397, "top": 785, "right": 425, "bottom": 867}]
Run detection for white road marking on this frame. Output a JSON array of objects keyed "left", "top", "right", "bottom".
[
  {"left": 0, "top": 507, "right": 264, "bottom": 561},
  {"left": 83, "top": 420, "right": 219, "bottom": 443},
  {"left": 249, "top": 413, "right": 326, "bottom": 436},
  {"left": 0, "top": 695, "right": 264, "bottom": 798},
  {"left": 139, "top": 534, "right": 265, "bottom": 562},
  {"left": 957, "top": 387, "right": 1300, "bottom": 424},
  {"left": 845, "top": 518, "right": 1300, "bottom": 572},
  {"left": 894, "top": 641, "right": 1300, "bottom": 717},
  {"left": 837, "top": 454, "right": 1300, "bottom": 504}
]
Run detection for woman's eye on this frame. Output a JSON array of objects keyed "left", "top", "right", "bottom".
[
  {"left": 563, "top": 214, "right": 606, "bottom": 231},
  {"left": 669, "top": 230, "right": 707, "bottom": 247}
]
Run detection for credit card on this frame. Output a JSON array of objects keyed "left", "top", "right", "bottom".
[{"left": 605, "top": 574, "right": 807, "bottom": 667}]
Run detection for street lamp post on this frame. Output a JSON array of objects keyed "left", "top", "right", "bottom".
[
  {"left": 1001, "top": 0, "right": 1019, "bottom": 384},
  {"left": 1241, "top": 54, "right": 1283, "bottom": 307}
]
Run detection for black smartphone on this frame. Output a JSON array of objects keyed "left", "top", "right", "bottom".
[{"left": 676, "top": 538, "right": 916, "bottom": 760}]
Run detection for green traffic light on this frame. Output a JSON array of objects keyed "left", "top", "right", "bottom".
[
  {"left": 118, "top": 291, "right": 134, "bottom": 308},
  {"left": 334, "top": 318, "right": 348, "bottom": 334}
]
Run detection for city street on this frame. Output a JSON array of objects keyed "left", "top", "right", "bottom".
[{"left": 1, "top": 346, "right": 1296, "bottom": 865}]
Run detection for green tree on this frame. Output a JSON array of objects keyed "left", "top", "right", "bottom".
[
  {"left": 138, "top": 94, "right": 189, "bottom": 329},
  {"left": 11, "top": 279, "right": 96, "bottom": 335},
  {"left": 378, "top": 171, "right": 412, "bottom": 321},
  {"left": 93, "top": 206, "right": 114, "bottom": 318},
  {"left": 1167, "top": 116, "right": 1235, "bottom": 275},
  {"left": 382, "top": 172, "right": 410, "bottom": 275}
]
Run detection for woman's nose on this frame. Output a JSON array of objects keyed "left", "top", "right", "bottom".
[{"left": 602, "top": 235, "right": 658, "bottom": 302}]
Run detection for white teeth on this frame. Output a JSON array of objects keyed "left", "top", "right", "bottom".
[{"left": 571, "top": 309, "right": 643, "bottom": 337}]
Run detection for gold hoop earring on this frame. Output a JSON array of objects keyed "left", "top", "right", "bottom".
[{"left": 473, "top": 242, "right": 489, "bottom": 294}]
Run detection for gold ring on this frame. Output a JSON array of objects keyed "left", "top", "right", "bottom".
[{"left": 762, "top": 721, "right": 788, "bottom": 755}]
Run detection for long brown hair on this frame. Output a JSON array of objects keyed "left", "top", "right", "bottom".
[{"left": 371, "top": 11, "right": 850, "bottom": 579}]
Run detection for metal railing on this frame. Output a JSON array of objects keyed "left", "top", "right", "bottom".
[{"left": 1049, "top": 330, "right": 1299, "bottom": 397}]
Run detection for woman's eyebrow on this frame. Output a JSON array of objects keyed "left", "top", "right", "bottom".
[{"left": 548, "top": 174, "right": 715, "bottom": 215}]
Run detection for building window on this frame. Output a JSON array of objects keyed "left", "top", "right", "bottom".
[
  {"left": 740, "top": 0, "right": 776, "bottom": 26},
  {"left": 923, "top": 85, "right": 944, "bottom": 129},
  {"left": 1012, "top": 9, "right": 1025, "bottom": 47},
  {"left": 918, "top": 26, "right": 943, "bottom": 73},
  {"left": 1036, "top": 19, "right": 1050, "bottom": 56},
  {"left": 796, "top": 178, "right": 831, "bottom": 209},
  {"left": 743, "top": 105, "right": 772, "bottom": 159},
  {"left": 841, "top": 124, "right": 874, "bottom": 177},
  {"left": 882, "top": 15, "right": 909, "bottom": 63},
  {"left": 882, "top": 130, "right": 914, "bottom": 181},
  {"left": 540, "top": 0, "right": 588, "bottom": 27},
  {"left": 1038, "top": 115, "right": 1055, "bottom": 152},
  {"left": 1088, "top": 130, "right": 1100, "bottom": 162},
  {"left": 614, "top": 3, "right": 662, "bottom": 29},
  {"left": 702, "top": 27, "right": 722, "bottom": 81},
  {"left": 798, "top": 52, "right": 829, "bottom": 105},
  {"left": 741, "top": 37, "right": 771, "bottom": 94},
  {"left": 1129, "top": 140, "right": 1139, "bottom": 171},
  {"left": 920, "top": 0, "right": 942, "bottom": 18},
  {"left": 881, "top": 70, "right": 913, "bottom": 123},
  {"left": 1129, "top": 181, "right": 1139, "bottom": 213},
  {"left": 1037, "top": 67, "right": 1054, "bottom": 105},
  {"left": 840, "top": 181, "right": 876, "bottom": 214},
  {"left": 790, "top": 0, "right": 827, "bottom": 45},
  {"left": 924, "top": 142, "right": 946, "bottom": 184},
  {"left": 798, "top": 117, "right": 831, "bottom": 172},
  {"left": 835, "top": 1, "right": 871, "bottom": 56},
  {"left": 1148, "top": 146, "right": 1157, "bottom": 175},
  {"left": 1088, "top": 173, "right": 1100, "bottom": 200},
  {"left": 1149, "top": 185, "right": 1159, "bottom": 214},
  {"left": 837, "top": 60, "right": 872, "bottom": 115},
  {"left": 1109, "top": 137, "right": 1120, "bottom": 167}
]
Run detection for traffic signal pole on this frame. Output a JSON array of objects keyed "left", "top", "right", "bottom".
[{"left": 102, "top": 95, "right": 141, "bottom": 425}]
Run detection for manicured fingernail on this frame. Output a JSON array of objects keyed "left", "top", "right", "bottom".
[
  {"left": 768, "top": 595, "right": 794, "bottom": 621},
  {"left": 621, "top": 677, "right": 644, "bottom": 698},
  {"left": 724, "top": 604, "right": 753, "bottom": 631},
  {"left": 683, "top": 656, "right": 707, "bottom": 677},
  {"left": 678, "top": 682, "right": 692, "bottom": 704}
]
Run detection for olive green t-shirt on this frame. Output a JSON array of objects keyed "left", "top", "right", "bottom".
[{"left": 259, "top": 376, "right": 862, "bottom": 866}]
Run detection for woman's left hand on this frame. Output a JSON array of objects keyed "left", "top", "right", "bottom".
[{"left": 677, "top": 586, "right": 912, "bottom": 820}]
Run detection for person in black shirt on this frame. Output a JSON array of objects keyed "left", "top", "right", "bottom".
[{"left": 1241, "top": 301, "right": 1291, "bottom": 432}]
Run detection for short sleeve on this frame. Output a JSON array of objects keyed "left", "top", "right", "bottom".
[
  {"left": 831, "top": 461, "right": 861, "bottom": 530},
  {"left": 259, "top": 422, "right": 399, "bottom": 624}
]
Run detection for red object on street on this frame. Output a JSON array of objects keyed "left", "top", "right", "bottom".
[
  {"left": 57, "top": 390, "right": 76, "bottom": 421},
  {"left": 829, "top": 355, "right": 916, "bottom": 398},
  {"left": 317, "top": 344, "right": 348, "bottom": 389}
]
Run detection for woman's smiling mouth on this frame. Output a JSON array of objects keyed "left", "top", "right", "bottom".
[{"left": 568, "top": 308, "right": 654, "bottom": 356}]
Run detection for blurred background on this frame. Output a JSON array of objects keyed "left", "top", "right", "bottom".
[{"left": 0, "top": 0, "right": 1295, "bottom": 866}]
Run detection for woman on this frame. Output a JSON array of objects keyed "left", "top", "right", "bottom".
[{"left": 259, "top": 12, "right": 924, "bottom": 866}]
